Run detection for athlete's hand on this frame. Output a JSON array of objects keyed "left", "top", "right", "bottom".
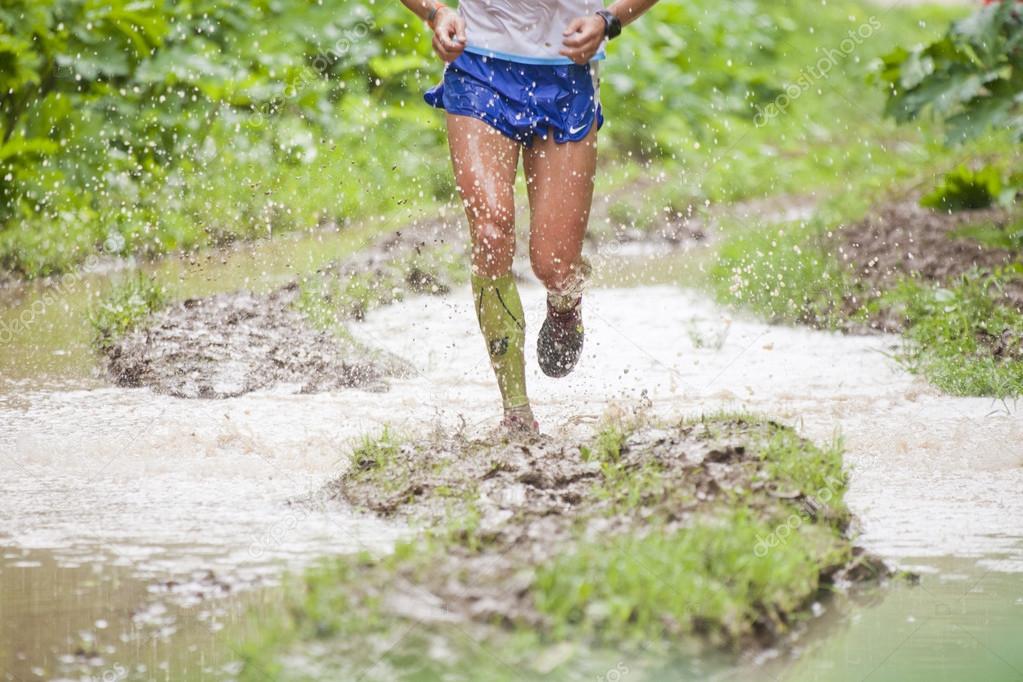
[
  {"left": 432, "top": 8, "right": 467, "bottom": 63},
  {"left": 560, "top": 15, "right": 606, "bottom": 65}
]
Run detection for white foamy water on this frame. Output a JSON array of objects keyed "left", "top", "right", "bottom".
[
  {"left": 1, "top": 284, "right": 1021, "bottom": 582},
  {"left": 353, "top": 284, "right": 1023, "bottom": 569}
]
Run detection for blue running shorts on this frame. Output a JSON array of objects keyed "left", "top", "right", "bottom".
[{"left": 424, "top": 51, "right": 604, "bottom": 146}]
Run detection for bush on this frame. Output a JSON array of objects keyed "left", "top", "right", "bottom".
[
  {"left": 877, "top": 1, "right": 1023, "bottom": 144},
  {"left": 920, "top": 164, "right": 1012, "bottom": 211}
]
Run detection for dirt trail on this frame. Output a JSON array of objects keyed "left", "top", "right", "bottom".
[
  {"left": 9, "top": 282, "right": 1018, "bottom": 569},
  {"left": 350, "top": 282, "right": 1023, "bottom": 569}
]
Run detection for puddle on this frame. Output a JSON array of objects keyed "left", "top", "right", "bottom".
[{"left": 0, "top": 545, "right": 285, "bottom": 680}]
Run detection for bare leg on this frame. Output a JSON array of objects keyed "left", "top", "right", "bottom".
[
  {"left": 523, "top": 126, "right": 597, "bottom": 377},
  {"left": 523, "top": 125, "right": 597, "bottom": 298},
  {"left": 446, "top": 114, "right": 534, "bottom": 426},
  {"left": 447, "top": 114, "right": 519, "bottom": 278}
]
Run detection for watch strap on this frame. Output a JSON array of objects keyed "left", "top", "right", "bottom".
[{"left": 596, "top": 9, "right": 622, "bottom": 39}]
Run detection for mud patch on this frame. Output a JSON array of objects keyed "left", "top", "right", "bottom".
[
  {"left": 330, "top": 416, "right": 874, "bottom": 638},
  {"left": 838, "top": 199, "right": 1023, "bottom": 328},
  {"left": 245, "top": 415, "right": 887, "bottom": 679},
  {"left": 102, "top": 221, "right": 466, "bottom": 398},
  {"left": 104, "top": 284, "right": 411, "bottom": 398}
]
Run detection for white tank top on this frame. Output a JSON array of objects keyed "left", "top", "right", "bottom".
[{"left": 458, "top": 0, "right": 607, "bottom": 65}]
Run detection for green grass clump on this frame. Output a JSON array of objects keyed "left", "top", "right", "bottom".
[
  {"left": 950, "top": 215, "right": 1023, "bottom": 252},
  {"left": 533, "top": 508, "right": 848, "bottom": 644},
  {"left": 710, "top": 217, "right": 852, "bottom": 328},
  {"left": 707, "top": 189, "right": 1023, "bottom": 398},
  {"left": 349, "top": 428, "right": 403, "bottom": 476},
  {"left": 89, "top": 275, "right": 167, "bottom": 351},
  {"left": 581, "top": 422, "right": 628, "bottom": 464},
  {"left": 757, "top": 429, "right": 847, "bottom": 505},
  {"left": 882, "top": 272, "right": 1023, "bottom": 397}
]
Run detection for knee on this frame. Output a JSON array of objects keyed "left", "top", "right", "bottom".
[
  {"left": 471, "top": 221, "right": 515, "bottom": 277},
  {"left": 530, "top": 247, "right": 575, "bottom": 292}
]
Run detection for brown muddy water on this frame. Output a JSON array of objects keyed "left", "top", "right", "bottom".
[{"left": 1, "top": 225, "right": 1022, "bottom": 680}]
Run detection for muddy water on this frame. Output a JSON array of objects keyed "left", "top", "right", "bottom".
[
  {"left": 2, "top": 258, "right": 1022, "bottom": 678},
  {"left": 350, "top": 282, "right": 1023, "bottom": 560}
]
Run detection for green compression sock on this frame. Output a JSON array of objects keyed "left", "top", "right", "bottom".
[{"left": 471, "top": 273, "right": 528, "bottom": 410}]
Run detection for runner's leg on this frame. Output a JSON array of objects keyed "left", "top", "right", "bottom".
[
  {"left": 523, "top": 124, "right": 597, "bottom": 376},
  {"left": 523, "top": 125, "right": 597, "bottom": 297},
  {"left": 446, "top": 114, "right": 532, "bottom": 420}
]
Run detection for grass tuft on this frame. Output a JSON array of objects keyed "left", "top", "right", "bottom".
[
  {"left": 533, "top": 507, "right": 849, "bottom": 644},
  {"left": 89, "top": 274, "right": 166, "bottom": 351},
  {"left": 349, "top": 427, "right": 403, "bottom": 475},
  {"left": 882, "top": 271, "right": 1023, "bottom": 397}
]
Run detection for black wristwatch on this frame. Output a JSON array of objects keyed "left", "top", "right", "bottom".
[{"left": 596, "top": 9, "right": 622, "bottom": 39}]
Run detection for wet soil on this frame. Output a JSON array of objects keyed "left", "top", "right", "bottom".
[
  {"left": 322, "top": 417, "right": 885, "bottom": 646},
  {"left": 105, "top": 284, "right": 411, "bottom": 398},
  {"left": 837, "top": 199, "right": 1023, "bottom": 330},
  {"left": 101, "top": 222, "right": 464, "bottom": 398}
]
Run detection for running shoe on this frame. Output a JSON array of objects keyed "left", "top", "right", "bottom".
[{"left": 537, "top": 296, "right": 583, "bottom": 378}]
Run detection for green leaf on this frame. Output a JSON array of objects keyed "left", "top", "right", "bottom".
[
  {"left": 920, "top": 165, "right": 1003, "bottom": 212},
  {"left": 0, "top": 136, "right": 59, "bottom": 163}
]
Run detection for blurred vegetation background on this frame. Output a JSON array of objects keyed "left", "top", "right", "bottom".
[
  {"left": 0, "top": 0, "right": 1017, "bottom": 280},
  {"left": 0, "top": 0, "right": 967, "bottom": 277}
]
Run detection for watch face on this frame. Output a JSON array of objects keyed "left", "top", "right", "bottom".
[{"left": 598, "top": 10, "right": 621, "bottom": 39}]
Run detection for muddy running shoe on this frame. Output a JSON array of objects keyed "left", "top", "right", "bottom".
[
  {"left": 537, "top": 296, "right": 584, "bottom": 378},
  {"left": 500, "top": 404, "right": 540, "bottom": 437}
]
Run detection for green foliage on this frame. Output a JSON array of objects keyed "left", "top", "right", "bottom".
[
  {"left": 0, "top": 0, "right": 985, "bottom": 280},
  {"left": 89, "top": 273, "right": 166, "bottom": 350},
  {"left": 882, "top": 270, "right": 1023, "bottom": 397},
  {"left": 0, "top": 0, "right": 866, "bottom": 279},
  {"left": 602, "top": 0, "right": 788, "bottom": 155},
  {"left": 920, "top": 164, "right": 1014, "bottom": 211},
  {"left": 877, "top": 1, "right": 1023, "bottom": 144},
  {"left": 0, "top": 0, "right": 446, "bottom": 277}
]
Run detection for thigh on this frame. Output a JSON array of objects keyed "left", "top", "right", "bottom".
[
  {"left": 446, "top": 114, "right": 520, "bottom": 267},
  {"left": 522, "top": 125, "right": 598, "bottom": 266}
]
